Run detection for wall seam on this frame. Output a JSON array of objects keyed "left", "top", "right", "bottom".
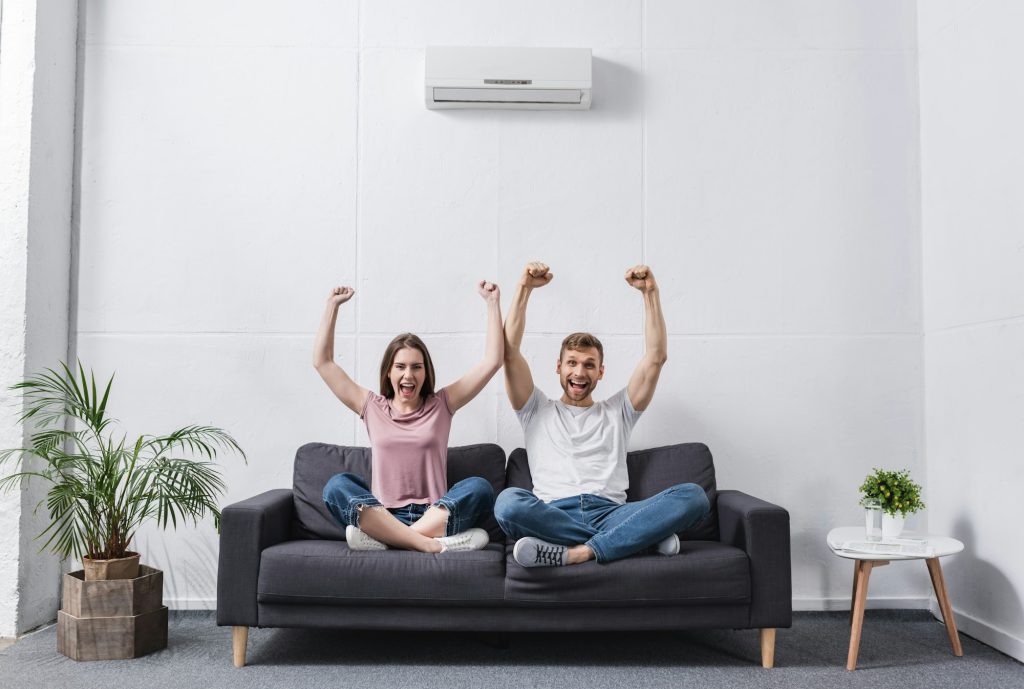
[
  {"left": 640, "top": 0, "right": 646, "bottom": 265},
  {"left": 913, "top": 0, "right": 929, "bottom": 574},
  {"left": 353, "top": 0, "right": 363, "bottom": 444}
]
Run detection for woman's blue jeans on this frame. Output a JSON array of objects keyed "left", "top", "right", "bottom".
[
  {"left": 322, "top": 472, "right": 494, "bottom": 537},
  {"left": 494, "top": 483, "right": 710, "bottom": 563}
]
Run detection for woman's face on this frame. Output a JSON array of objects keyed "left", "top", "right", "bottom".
[{"left": 390, "top": 347, "right": 426, "bottom": 402}]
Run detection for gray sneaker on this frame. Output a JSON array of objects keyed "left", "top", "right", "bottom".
[
  {"left": 346, "top": 525, "right": 387, "bottom": 551},
  {"left": 513, "top": 537, "right": 569, "bottom": 567},
  {"left": 656, "top": 533, "right": 680, "bottom": 556},
  {"left": 436, "top": 528, "right": 489, "bottom": 553}
]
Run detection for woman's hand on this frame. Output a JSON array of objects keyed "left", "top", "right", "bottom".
[
  {"left": 447, "top": 280, "right": 504, "bottom": 413},
  {"left": 328, "top": 286, "right": 355, "bottom": 307},
  {"left": 315, "top": 286, "right": 369, "bottom": 414},
  {"left": 478, "top": 280, "right": 500, "bottom": 303}
]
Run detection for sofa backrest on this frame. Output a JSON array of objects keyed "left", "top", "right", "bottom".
[
  {"left": 506, "top": 443, "right": 719, "bottom": 541},
  {"left": 291, "top": 442, "right": 507, "bottom": 542}
]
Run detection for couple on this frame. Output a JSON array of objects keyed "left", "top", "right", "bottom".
[{"left": 314, "top": 262, "right": 709, "bottom": 567}]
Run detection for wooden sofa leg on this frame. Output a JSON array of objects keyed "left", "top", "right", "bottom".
[
  {"left": 233, "top": 626, "right": 248, "bottom": 667},
  {"left": 760, "top": 628, "right": 776, "bottom": 668}
]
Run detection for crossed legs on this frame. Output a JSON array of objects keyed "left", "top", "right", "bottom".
[
  {"left": 354, "top": 504, "right": 449, "bottom": 552},
  {"left": 323, "top": 472, "right": 494, "bottom": 552},
  {"left": 495, "top": 483, "right": 710, "bottom": 564}
]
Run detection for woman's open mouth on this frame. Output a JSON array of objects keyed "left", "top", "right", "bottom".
[{"left": 399, "top": 382, "right": 416, "bottom": 398}]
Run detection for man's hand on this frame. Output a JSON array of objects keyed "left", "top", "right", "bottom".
[
  {"left": 520, "top": 262, "right": 554, "bottom": 289},
  {"left": 624, "top": 265, "right": 658, "bottom": 294},
  {"left": 478, "top": 280, "right": 500, "bottom": 303},
  {"left": 625, "top": 264, "right": 666, "bottom": 411},
  {"left": 327, "top": 286, "right": 355, "bottom": 307},
  {"left": 505, "top": 264, "right": 546, "bottom": 411}
]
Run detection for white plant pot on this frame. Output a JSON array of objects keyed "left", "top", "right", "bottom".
[{"left": 881, "top": 513, "right": 905, "bottom": 541}]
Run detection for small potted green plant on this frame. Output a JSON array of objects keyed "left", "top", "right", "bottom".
[
  {"left": 0, "top": 361, "right": 245, "bottom": 660},
  {"left": 859, "top": 468, "right": 925, "bottom": 540}
]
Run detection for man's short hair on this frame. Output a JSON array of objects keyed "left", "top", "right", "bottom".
[{"left": 559, "top": 332, "right": 604, "bottom": 363}]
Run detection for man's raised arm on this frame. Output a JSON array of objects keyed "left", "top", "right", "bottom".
[
  {"left": 625, "top": 265, "right": 667, "bottom": 412},
  {"left": 503, "top": 261, "right": 553, "bottom": 411}
]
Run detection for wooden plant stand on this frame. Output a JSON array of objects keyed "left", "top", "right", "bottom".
[{"left": 57, "top": 565, "right": 168, "bottom": 661}]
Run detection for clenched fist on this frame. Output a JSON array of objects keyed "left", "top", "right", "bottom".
[
  {"left": 327, "top": 286, "right": 355, "bottom": 307},
  {"left": 624, "top": 265, "right": 658, "bottom": 293},
  {"left": 520, "top": 261, "right": 553, "bottom": 289},
  {"left": 478, "top": 280, "right": 501, "bottom": 303}
]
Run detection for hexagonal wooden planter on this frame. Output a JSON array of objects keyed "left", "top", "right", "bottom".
[{"left": 57, "top": 565, "right": 168, "bottom": 661}]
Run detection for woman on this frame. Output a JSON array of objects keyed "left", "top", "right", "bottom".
[{"left": 314, "top": 281, "right": 502, "bottom": 553}]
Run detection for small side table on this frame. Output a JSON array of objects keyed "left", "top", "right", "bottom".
[{"left": 826, "top": 527, "right": 964, "bottom": 671}]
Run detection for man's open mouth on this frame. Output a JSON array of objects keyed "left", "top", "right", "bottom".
[{"left": 568, "top": 379, "right": 588, "bottom": 393}]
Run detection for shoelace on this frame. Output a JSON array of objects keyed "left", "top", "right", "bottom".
[
  {"left": 444, "top": 533, "right": 472, "bottom": 547},
  {"left": 535, "top": 544, "right": 565, "bottom": 566}
]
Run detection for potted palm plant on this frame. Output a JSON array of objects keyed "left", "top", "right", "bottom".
[{"left": 0, "top": 361, "right": 245, "bottom": 659}]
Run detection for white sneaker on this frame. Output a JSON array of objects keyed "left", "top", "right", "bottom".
[
  {"left": 656, "top": 533, "right": 680, "bottom": 556},
  {"left": 513, "top": 537, "right": 569, "bottom": 567},
  {"left": 346, "top": 525, "right": 388, "bottom": 551},
  {"left": 436, "top": 528, "right": 489, "bottom": 553}
]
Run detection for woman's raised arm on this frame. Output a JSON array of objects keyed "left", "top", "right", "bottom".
[
  {"left": 313, "top": 287, "right": 370, "bottom": 414},
  {"left": 445, "top": 281, "right": 503, "bottom": 413}
]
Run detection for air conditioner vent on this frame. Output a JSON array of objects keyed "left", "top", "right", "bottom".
[{"left": 432, "top": 88, "right": 583, "bottom": 105}]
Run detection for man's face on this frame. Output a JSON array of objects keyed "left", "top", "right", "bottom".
[{"left": 557, "top": 347, "right": 604, "bottom": 404}]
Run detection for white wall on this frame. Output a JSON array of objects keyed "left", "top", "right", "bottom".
[
  {"left": 0, "top": 0, "right": 78, "bottom": 636},
  {"left": 919, "top": 1, "right": 1024, "bottom": 661},
  {"left": 73, "top": 1, "right": 923, "bottom": 611}
]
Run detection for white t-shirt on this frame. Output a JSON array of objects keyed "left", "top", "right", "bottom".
[{"left": 516, "top": 386, "right": 643, "bottom": 504}]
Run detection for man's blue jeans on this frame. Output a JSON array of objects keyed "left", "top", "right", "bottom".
[
  {"left": 494, "top": 484, "right": 710, "bottom": 563},
  {"left": 323, "top": 472, "right": 494, "bottom": 537}
]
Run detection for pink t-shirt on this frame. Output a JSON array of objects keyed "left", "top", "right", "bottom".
[{"left": 360, "top": 387, "right": 454, "bottom": 508}]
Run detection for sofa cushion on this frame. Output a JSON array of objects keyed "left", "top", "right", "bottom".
[
  {"left": 257, "top": 540, "right": 506, "bottom": 606},
  {"left": 506, "top": 443, "right": 719, "bottom": 541},
  {"left": 292, "top": 442, "right": 508, "bottom": 541},
  {"left": 503, "top": 541, "right": 749, "bottom": 607},
  {"left": 293, "top": 444, "right": 370, "bottom": 540}
]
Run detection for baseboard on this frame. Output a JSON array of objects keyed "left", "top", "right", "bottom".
[
  {"left": 929, "top": 601, "right": 1024, "bottom": 663},
  {"left": 165, "top": 597, "right": 215, "bottom": 611},
  {"left": 793, "top": 596, "right": 932, "bottom": 611},
  {"left": 169, "top": 596, "right": 933, "bottom": 613}
]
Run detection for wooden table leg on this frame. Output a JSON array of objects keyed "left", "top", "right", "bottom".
[
  {"left": 926, "top": 557, "right": 963, "bottom": 657},
  {"left": 849, "top": 559, "right": 861, "bottom": 626},
  {"left": 847, "top": 560, "right": 874, "bottom": 671}
]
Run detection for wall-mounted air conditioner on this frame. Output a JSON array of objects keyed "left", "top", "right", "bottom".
[{"left": 425, "top": 46, "right": 592, "bottom": 110}]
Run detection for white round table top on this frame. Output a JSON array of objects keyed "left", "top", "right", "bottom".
[{"left": 827, "top": 527, "right": 964, "bottom": 561}]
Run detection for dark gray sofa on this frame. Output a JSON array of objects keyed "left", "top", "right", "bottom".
[{"left": 217, "top": 442, "right": 791, "bottom": 668}]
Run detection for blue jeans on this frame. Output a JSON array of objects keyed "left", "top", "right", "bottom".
[
  {"left": 494, "top": 484, "right": 710, "bottom": 563},
  {"left": 322, "top": 473, "right": 494, "bottom": 537}
]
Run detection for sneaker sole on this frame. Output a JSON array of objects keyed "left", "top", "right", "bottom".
[
  {"left": 512, "top": 538, "right": 566, "bottom": 567},
  {"left": 438, "top": 528, "right": 489, "bottom": 552}
]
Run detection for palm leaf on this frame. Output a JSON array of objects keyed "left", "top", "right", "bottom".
[{"left": 2, "top": 361, "right": 245, "bottom": 562}]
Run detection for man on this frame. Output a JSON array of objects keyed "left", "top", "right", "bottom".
[{"left": 494, "top": 261, "right": 710, "bottom": 567}]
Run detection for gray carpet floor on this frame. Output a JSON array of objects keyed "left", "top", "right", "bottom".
[{"left": 1, "top": 610, "right": 1021, "bottom": 688}]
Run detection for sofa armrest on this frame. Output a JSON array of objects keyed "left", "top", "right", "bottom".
[
  {"left": 717, "top": 490, "right": 792, "bottom": 629},
  {"left": 216, "top": 489, "right": 294, "bottom": 627}
]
